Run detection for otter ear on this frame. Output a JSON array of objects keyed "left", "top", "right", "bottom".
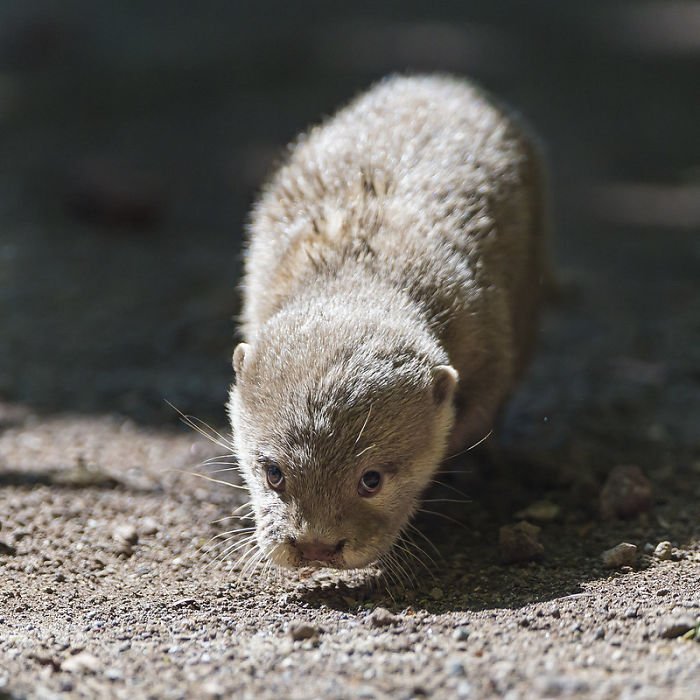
[
  {"left": 232, "top": 342, "right": 251, "bottom": 378},
  {"left": 432, "top": 365, "right": 459, "bottom": 406}
]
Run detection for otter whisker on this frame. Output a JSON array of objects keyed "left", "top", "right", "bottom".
[
  {"left": 171, "top": 468, "right": 248, "bottom": 490},
  {"left": 428, "top": 479, "right": 470, "bottom": 499},
  {"left": 381, "top": 549, "right": 413, "bottom": 589},
  {"left": 204, "top": 537, "right": 259, "bottom": 572},
  {"left": 206, "top": 532, "right": 258, "bottom": 560},
  {"left": 391, "top": 545, "right": 428, "bottom": 581},
  {"left": 444, "top": 429, "right": 493, "bottom": 462},
  {"left": 355, "top": 443, "right": 376, "bottom": 458},
  {"left": 378, "top": 554, "right": 403, "bottom": 593},
  {"left": 239, "top": 546, "right": 267, "bottom": 581},
  {"left": 405, "top": 521, "right": 441, "bottom": 557},
  {"left": 200, "top": 452, "right": 236, "bottom": 465},
  {"left": 194, "top": 528, "right": 253, "bottom": 560},
  {"left": 422, "top": 498, "right": 472, "bottom": 505},
  {"left": 416, "top": 508, "right": 468, "bottom": 530},
  {"left": 210, "top": 527, "right": 257, "bottom": 540},
  {"left": 354, "top": 403, "right": 373, "bottom": 445},
  {"left": 210, "top": 507, "right": 254, "bottom": 525},
  {"left": 231, "top": 541, "right": 261, "bottom": 578},
  {"left": 394, "top": 537, "right": 434, "bottom": 578},
  {"left": 397, "top": 532, "right": 438, "bottom": 571},
  {"left": 165, "top": 400, "right": 233, "bottom": 451},
  {"left": 205, "top": 466, "right": 242, "bottom": 475}
]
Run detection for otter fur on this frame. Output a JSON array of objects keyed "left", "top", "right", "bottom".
[{"left": 228, "top": 74, "right": 549, "bottom": 570}]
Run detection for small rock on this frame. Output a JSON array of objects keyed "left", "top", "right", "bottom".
[
  {"left": 447, "top": 659, "right": 466, "bottom": 677},
  {"left": 366, "top": 607, "right": 398, "bottom": 628},
  {"left": 600, "top": 465, "right": 653, "bottom": 520},
  {"left": 114, "top": 542, "right": 134, "bottom": 558},
  {"left": 499, "top": 521, "right": 544, "bottom": 564},
  {"left": 288, "top": 622, "right": 319, "bottom": 641},
  {"left": 658, "top": 616, "right": 696, "bottom": 639},
  {"left": 430, "top": 587, "right": 444, "bottom": 600},
  {"left": 515, "top": 500, "right": 561, "bottom": 522},
  {"left": 140, "top": 518, "right": 159, "bottom": 536},
  {"left": 452, "top": 626, "right": 470, "bottom": 642},
  {"left": 601, "top": 542, "right": 637, "bottom": 569},
  {"left": 113, "top": 524, "right": 138, "bottom": 545},
  {"left": 0, "top": 541, "right": 17, "bottom": 556},
  {"left": 456, "top": 680, "right": 472, "bottom": 698},
  {"left": 201, "top": 680, "right": 225, "bottom": 698},
  {"left": 653, "top": 541, "right": 673, "bottom": 561},
  {"left": 62, "top": 652, "right": 101, "bottom": 674}
]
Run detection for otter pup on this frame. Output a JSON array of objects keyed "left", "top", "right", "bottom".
[{"left": 229, "top": 75, "right": 549, "bottom": 570}]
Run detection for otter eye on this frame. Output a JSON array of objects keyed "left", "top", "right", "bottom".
[
  {"left": 358, "top": 470, "right": 382, "bottom": 497},
  {"left": 262, "top": 460, "right": 285, "bottom": 491}
]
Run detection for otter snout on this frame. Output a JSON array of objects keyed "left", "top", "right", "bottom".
[{"left": 291, "top": 537, "right": 347, "bottom": 565}]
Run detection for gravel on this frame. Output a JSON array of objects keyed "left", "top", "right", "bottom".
[{"left": 601, "top": 543, "right": 638, "bottom": 569}]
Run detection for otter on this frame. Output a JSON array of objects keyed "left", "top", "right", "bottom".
[{"left": 228, "top": 75, "right": 549, "bottom": 570}]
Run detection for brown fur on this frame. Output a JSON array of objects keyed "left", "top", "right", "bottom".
[{"left": 228, "top": 74, "right": 549, "bottom": 570}]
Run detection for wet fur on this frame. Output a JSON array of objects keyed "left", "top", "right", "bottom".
[{"left": 229, "top": 74, "right": 548, "bottom": 570}]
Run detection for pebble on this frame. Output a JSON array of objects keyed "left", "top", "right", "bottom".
[
  {"left": 114, "top": 542, "right": 134, "bottom": 558},
  {"left": 653, "top": 541, "right": 673, "bottom": 561},
  {"left": 599, "top": 465, "right": 652, "bottom": 520},
  {"left": 0, "top": 541, "right": 17, "bottom": 556},
  {"left": 201, "top": 680, "right": 226, "bottom": 698},
  {"left": 456, "top": 680, "right": 472, "bottom": 698},
  {"left": 499, "top": 521, "right": 544, "bottom": 563},
  {"left": 515, "top": 500, "right": 560, "bottom": 522},
  {"left": 140, "top": 518, "right": 159, "bottom": 536},
  {"left": 601, "top": 542, "right": 637, "bottom": 569},
  {"left": 366, "top": 607, "right": 399, "bottom": 628},
  {"left": 658, "top": 616, "right": 697, "bottom": 639},
  {"left": 62, "top": 652, "right": 101, "bottom": 674},
  {"left": 430, "top": 587, "right": 444, "bottom": 600},
  {"left": 113, "top": 524, "right": 139, "bottom": 545},
  {"left": 288, "top": 622, "right": 319, "bottom": 641},
  {"left": 452, "top": 627, "right": 470, "bottom": 642},
  {"left": 447, "top": 659, "right": 466, "bottom": 677}
]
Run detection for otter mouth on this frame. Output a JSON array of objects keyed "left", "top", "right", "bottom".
[
  {"left": 266, "top": 538, "right": 382, "bottom": 571},
  {"left": 288, "top": 537, "right": 347, "bottom": 568}
]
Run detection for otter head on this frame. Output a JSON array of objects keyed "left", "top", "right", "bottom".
[{"left": 227, "top": 318, "right": 457, "bottom": 571}]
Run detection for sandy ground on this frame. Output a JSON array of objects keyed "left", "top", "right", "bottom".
[
  {"left": 1, "top": 2, "right": 699, "bottom": 698},
  {"left": 0, "top": 399, "right": 699, "bottom": 699}
]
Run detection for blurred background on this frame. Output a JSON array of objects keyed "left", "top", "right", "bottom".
[{"left": 0, "top": 0, "right": 698, "bottom": 456}]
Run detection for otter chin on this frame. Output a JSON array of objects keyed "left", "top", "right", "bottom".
[{"left": 227, "top": 74, "right": 549, "bottom": 572}]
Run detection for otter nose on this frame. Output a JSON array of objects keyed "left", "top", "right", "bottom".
[{"left": 296, "top": 539, "right": 345, "bottom": 563}]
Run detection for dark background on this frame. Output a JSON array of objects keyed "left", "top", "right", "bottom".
[{"left": 1, "top": 0, "right": 698, "bottom": 463}]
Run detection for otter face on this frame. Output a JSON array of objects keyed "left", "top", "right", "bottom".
[{"left": 228, "top": 341, "right": 457, "bottom": 570}]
